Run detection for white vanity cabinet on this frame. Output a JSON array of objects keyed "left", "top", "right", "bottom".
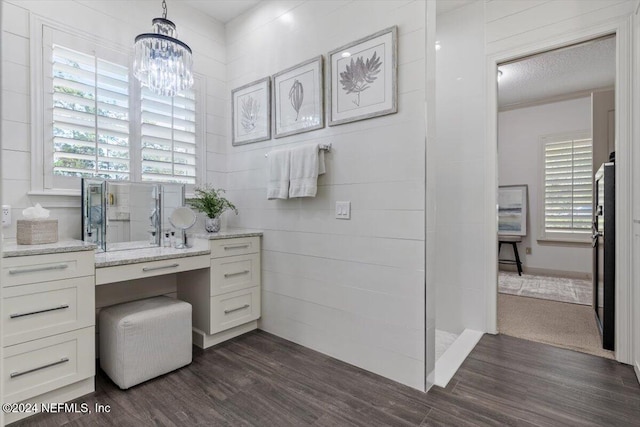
[
  {"left": 1, "top": 246, "right": 96, "bottom": 424},
  {"left": 178, "top": 236, "right": 261, "bottom": 348}
]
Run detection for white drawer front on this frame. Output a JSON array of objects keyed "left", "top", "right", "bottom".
[
  {"left": 210, "top": 287, "right": 260, "bottom": 334},
  {"left": 3, "top": 327, "right": 95, "bottom": 403},
  {"left": 3, "top": 277, "right": 95, "bottom": 347},
  {"left": 210, "top": 237, "right": 260, "bottom": 259},
  {"left": 2, "top": 251, "right": 95, "bottom": 287},
  {"left": 96, "top": 255, "right": 209, "bottom": 285},
  {"left": 211, "top": 253, "right": 260, "bottom": 296}
]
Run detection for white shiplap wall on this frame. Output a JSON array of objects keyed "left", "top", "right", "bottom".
[
  {"left": 485, "top": 0, "right": 635, "bottom": 55},
  {"left": 0, "top": 0, "right": 227, "bottom": 239},
  {"left": 225, "top": 0, "right": 426, "bottom": 390}
]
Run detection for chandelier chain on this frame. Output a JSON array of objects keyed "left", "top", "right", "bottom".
[{"left": 162, "top": 0, "right": 167, "bottom": 19}]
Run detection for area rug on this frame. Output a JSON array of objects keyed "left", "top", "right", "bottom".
[
  {"left": 499, "top": 271, "right": 592, "bottom": 305},
  {"left": 498, "top": 293, "right": 614, "bottom": 359}
]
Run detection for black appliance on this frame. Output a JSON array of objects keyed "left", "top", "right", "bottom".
[{"left": 592, "top": 162, "right": 615, "bottom": 350}]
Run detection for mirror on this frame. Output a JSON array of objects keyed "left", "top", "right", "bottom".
[
  {"left": 169, "top": 207, "right": 197, "bottom": 249},
  {"left": 81, "top": 178, "right": 106, "bottom": 251},
  {"left": 82, "top": 179, "right": 186, "bottom": 252},
  {"left": 104, "top": 182, "right": 161, "bottom": 251}
]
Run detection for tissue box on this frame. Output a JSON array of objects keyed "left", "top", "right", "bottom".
[{"left": 17, "top": 219, "right": 58, "bottom": 245}]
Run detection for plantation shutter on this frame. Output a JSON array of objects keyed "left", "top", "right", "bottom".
[
  {"left": 543, "top": 135, "right": 593, "bottom": 233},
  {"left": 52, "top": 45, "right": 130, "bottom": 181},
  {"left": 140, "top": 87, "right": 197, "bottom": 184}
]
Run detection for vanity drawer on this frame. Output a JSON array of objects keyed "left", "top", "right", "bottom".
[
  {"left": 2, "top": 251, "right": 95, "bottom": 288},
  {"left": 3, "top": 327, "right": 95, "bottom": 403},
  {"left": 3, "top": 277, "right": 95, "bottom": 347},
  {"left": 210, "top": 237, "right": 260, "bottom": 259},
  {"left": 210, "top": 287, "right": 260, "bottom": 334},
  {"left": 96, "top": 254, "right": 209, "bottom": 285},
  {"left": 210, "top": 253, "right": 260, "bottom": 296}
]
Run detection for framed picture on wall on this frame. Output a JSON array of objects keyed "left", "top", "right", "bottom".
[
  {"left": 328, "top": 26, "right": 398, "bottom": 126},
  {"left": 272, "top": 56, "right": 324, "bottom": 138},
  {"left": 498, "top": 185, "right": 528, "bottom": 236},
  {"left": 231, "top": 77, "right": 271, "bottom": 146}
]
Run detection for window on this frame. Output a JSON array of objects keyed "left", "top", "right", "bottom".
[
  {"left": 35, "top": 22, "right": 204, "bottom": 194},
  {"left": 141, "top": 88, "right": 197, "bottom": 184},
  {"left": 541, "top": 132, "right": 593, "bottom": 240},
  {"left": 52, "top": 45, "right": 130, "bottom": 182}
]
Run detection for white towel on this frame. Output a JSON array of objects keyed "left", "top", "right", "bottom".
[
  {"left": 267, "top": 149, "right": 291, "bottom": 200},
  {"left": 289, "top": 144, "right": 326, "bottom": 198}
]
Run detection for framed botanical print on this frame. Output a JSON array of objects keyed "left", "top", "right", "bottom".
[
  {"left": 328, "top": 26, "right": 398, "bottom": 126},
  {"left": 272, "top": 56, "right": 324, "bottom": 138},
  {"left": 231, "top": 77, "right": 271, "bottom": 146}
]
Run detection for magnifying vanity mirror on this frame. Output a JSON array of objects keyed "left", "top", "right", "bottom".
[
  {"left": 168, "top": 206, "right": 197, "bottom": 249},
  {"left": 82, "top": 179, "right": 186, "bottom": 252}
]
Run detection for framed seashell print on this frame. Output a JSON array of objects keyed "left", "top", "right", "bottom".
[
  {"left": 232, "top": 76, "right": 271, "bottom": 146},
  {"left": 272, "top": 56, "right": 324, "bottom": 138},
  {"left": 328, "top": 26, "right": 397, "bottom": 126}
]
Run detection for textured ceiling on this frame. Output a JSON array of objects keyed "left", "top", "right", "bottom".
[
  {"left": 182, "top": 0, "right": 260, "bottom": 23},
  {"left": 498, "top": 37, "right": 615, "bottom": 109}
]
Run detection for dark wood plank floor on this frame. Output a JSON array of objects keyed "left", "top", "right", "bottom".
[{"left": 12, "top": 331, "right": 640, "bottom": 427}]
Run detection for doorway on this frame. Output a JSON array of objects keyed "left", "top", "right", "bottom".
[{"left": 495, "top": 36, "right": 618, "bottom": 359}]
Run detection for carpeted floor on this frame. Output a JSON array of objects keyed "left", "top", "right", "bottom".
[
  {"left": 499, "top": 271, "right": 592, "bottom": 305},
  {"left": 498, "top": 293, "right": 614, "bottom": 359}
]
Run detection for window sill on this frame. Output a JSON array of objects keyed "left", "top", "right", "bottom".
[{"left": 537, "top": 237, "right": 591, "bottom": 247}]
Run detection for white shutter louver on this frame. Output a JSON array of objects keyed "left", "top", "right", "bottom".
[
  {"left": 52, "top": 45, "right": 130, "bottom": 180},
  {"left": 141, "top": 87, "right": 197, "bottom": 184},
  {"left": 543, "top": 136, "right": 592, "bottom": 234}
]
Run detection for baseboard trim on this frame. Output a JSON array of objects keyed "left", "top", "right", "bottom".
[
  {"left": 635, "top": 361, "right": 640, "bottom": 385},
  {"left": 434, "top": 329, "right": 483, "bottom": 388},
  {"left": 499, "top": 265, "right": 591, "bottom": 280},
  {"left": 192, "top": 321, "right": 258, "bottom": 349}
]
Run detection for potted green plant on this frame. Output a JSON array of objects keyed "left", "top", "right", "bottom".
[{"left": 186, "top": 185, "right": 238, "bottom": 233}]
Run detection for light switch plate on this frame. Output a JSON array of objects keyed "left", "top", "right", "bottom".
[
  {"left": 2, "top": 205, "right": 11, "bottom": 227},
  {"left": 335, "top": 201, "right": 351, "bottom": 220}
]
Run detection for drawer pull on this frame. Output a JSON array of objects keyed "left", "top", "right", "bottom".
[
  {"left": 8, "top": 264, "right": 69, "bottom": 275},
  {"left": 10, "top": 304, "right": 70, "bottom": 319},
  {"left": 224, "top": 270, "right": 250, "bottom": 278},
  {"left": 10, "top": 357, "right": 70, "bottom": 378},
  {"left": 142, "top": 263, "right": 179, "bottom": 272},
  {"left": 223, "top": 244, "right": 250, "bottom": 250},
  {"left": 224, "top": 304, "right": 250, "bottom": 314}
]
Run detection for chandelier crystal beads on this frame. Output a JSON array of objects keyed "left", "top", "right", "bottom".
[{"left": 133, "top": 0, "right": 193, "bottom": 97}]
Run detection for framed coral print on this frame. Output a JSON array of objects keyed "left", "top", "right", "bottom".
[
  {"left": 328, "top": 26, "right": 397, "bottom": 126},
  {"left": 272, "top": 56, "right": 324, "bottom": 138},
  {"left": 232, "top": 77, "right": 271, "bottom": 146}
]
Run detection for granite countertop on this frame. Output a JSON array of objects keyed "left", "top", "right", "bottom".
[
  {"left": 2, "top": 239, "right": 97, "bottom": 257},
  {"left": 95, "top": 239, "right": 210, "bottom": 268},
  {"left": 190, "top": 228, "right": 263, "bottom": 240},
  {"left": 4, "top": 229, "right": 262, "bottom": 265}
]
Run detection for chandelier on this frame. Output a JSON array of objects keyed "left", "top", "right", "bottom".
[{"left": 133, "top": 0, "right": 193, "bottom": 97}]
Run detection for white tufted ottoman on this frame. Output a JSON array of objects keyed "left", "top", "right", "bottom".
[{"left": 99, "top": 296, "right": 192, "bottom": 389}]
